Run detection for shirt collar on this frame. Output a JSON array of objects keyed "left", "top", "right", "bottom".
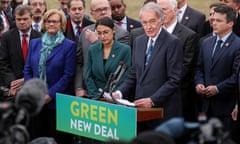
[{"left": 164, "top": 20, "right": 177, "bottom": 34}]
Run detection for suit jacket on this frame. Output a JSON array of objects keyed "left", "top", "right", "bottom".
[
  {"left": 64, "top": 17, "right": 94, "bottom": 42},
  {"left": 180, "top": 6, "right": 206, "bottom": 36},
  {"left": 119, "top": 29, "right": 183, "bottom": 122},
  {"left": 0, "top": 28, "right": 41, "bottom": 86},
  {"left": 24, "top": 38, "right": 76, "bottom": 109},
  {"left": 172, "top": 23, "right": 198, "bottom": 80},
  {"left": 75, "top": 23, "right": 129, "bottom": 89},
  {"left": 233, "top": 13, "right": 240, "bottom": 37},
  {"left": 129, "top": 27, "right": 145, "bottom": 48},
  {"left": 126, "top": 17, "right": 142, "bottom": 32},
  {"left": 85, "top": 40, "right": 131, "bottom": 98},
  {"left": 195, "top": 33, "right": 240, "bottom": 116}
]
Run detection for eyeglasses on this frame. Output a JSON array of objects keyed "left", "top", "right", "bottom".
[
  {"left": 46, "top": 20, "right": 60, "bottom": 24},
  {"left": 91, "top": 7, "right": 109, "bottom": 13}
]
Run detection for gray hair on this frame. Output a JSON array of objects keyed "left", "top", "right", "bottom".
[
  {"left": 157, "top": 0, "right": 177, "bottom": 9},
  {"left": 139, "top": 2, "right": 164, "bottom": 21}
]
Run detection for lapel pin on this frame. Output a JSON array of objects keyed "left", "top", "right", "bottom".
[
  {"left": 185, "top": 16, "right": 189, "bottom": 20},
  {"left": 225, "top": 42, "right": 229, "bottom": 47},
  {"left": 130, "top": 25, "right": 134, "bottom": 28},
  {"left": 112, "top": 54, "right": 115, "bottom": 58}
]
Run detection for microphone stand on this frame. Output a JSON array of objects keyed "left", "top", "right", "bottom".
[{"left": 109, "top": 64, "right": 128, "bottom": 104}]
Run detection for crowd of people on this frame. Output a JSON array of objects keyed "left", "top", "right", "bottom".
[{"left": 0, "top": 0, "right": 239, "bottom": 144}]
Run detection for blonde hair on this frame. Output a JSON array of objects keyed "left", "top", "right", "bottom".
[{"left": 42, "top": 9, "right": 67, "bottom": 32}]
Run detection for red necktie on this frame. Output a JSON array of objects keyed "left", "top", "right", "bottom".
[
  {"left": 22, "top": 34, "right": 28, "bottom": 62},
  {"left": 117, "top": 21, "right": 122, "bottom": 26}
]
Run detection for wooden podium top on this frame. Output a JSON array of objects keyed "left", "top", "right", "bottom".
[
  {"left": 137, "top": 108, "right": 163, "bottom": 122},
  {"left": 99, "top": 98, "right": 163, "bottom": 122}
]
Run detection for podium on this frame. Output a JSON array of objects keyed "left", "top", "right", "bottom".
[
  {"left": 56, "top": 94, "right": 164, "bottom": 142},
  {"left": 100, "top": 98, "right": 163, "bottom": 122}
]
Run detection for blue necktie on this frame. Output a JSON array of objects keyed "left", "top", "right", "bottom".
[
  {"left": 33, "top": 23, "right": 39, "bottom": 32},
  {"left": 145, "top": 39, "right": 154, "bottom": 65},
  {"left": 75, "top": 25, "right": 81, "bottom": 39},
  {"left": 212, "top": 39, "right": 223, "bottom": 59}
]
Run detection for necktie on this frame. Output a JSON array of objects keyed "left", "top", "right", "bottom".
[
  {"left": 33, "top": 23, "right": 39, "bottom": 32},
  {"left": 212, "top": 39, "right": 223, "bottom": 59},
  {"left": 145, "top": 39, "right": 154, "bottom": 65},
  {"left": 117, "top": 21, "right": 122, "bottom": 26},
  {"left": 22, "top": 34, "right": 28, "bottom": 62},
  {"left": 177, "top": 10, "right": 182, "bottom": 22},
  {"left": 75, "top": 25, "right": 81, "bottom": 39}
]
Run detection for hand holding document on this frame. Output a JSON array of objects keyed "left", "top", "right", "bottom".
[{"left": 102, "top": 91, "right": 135, "bottom": 107}]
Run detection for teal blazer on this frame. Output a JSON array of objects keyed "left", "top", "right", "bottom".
[{"left": 85, "top": 40, "right": 131, "bottom": 98}]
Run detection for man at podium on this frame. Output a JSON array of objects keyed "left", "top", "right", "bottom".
[{"left": 112, "top": 2, "right": 183, "bottom": 133}]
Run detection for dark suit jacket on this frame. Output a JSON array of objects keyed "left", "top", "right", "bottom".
[
  {"left": 195, "top": 33, "right": 240, "bottom": 116},
  {"left": 233, "top": 14, "right": 240, "bottom": 37},
  {"left": 119, "top": 29, "right": 183, "bottom": 122},
  {"left": 64, "top": 17, "right": 94, "bottom": 42},
  {"left": 85, "top": 40, "right": 131, "bottom": 98},
  {"left": 24, "top": 38, "right": 76, "bottom": 109},
  {"left": 180, "top": 6, "right": 206, "bottom": 36},
  {"left": 75, "top": 23, "right": 129, "bottom": 90},
  {"left": 172, "top": 23, "right": 198, "bottom": 80},
  {"left": 0, "top": 28, "right": 41, "bottom": 86},
  {"left": 129, "top": 27, "right": 145, "bottom": 48},
  {"left": 126, "top": 17, "right": 142, "bottom": 32}
]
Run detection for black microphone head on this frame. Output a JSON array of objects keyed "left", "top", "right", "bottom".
[{"left": 15, "top": 78, "right": 48, "bottom": 116}]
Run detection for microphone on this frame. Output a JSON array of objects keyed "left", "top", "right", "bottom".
[
  {"left": 113, "top": 61, "right": 124, "bottom": 80},
  {"left": 111, "top": 63, "right": 128, "bottom": 90},
  {"left": 115, "top": 63, "right": 128, "bottom": 84},
  {"left": 15, "top": 78, "right": 48, "bottom": 117}
]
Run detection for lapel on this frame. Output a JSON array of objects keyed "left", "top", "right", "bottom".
[
  {"left": 104, "top": 41, "right": 119, "bottom": 77},
  {"left": 94, "top": 43, "right": 106, "bottom": 81},
  {"left": 172, "top": 23, "right": 182, "bottom": 36},
  {"left": 181, "top": 6, "right": 191, "bottom": 25},
  {"left": 14, "top": 30, "right": 24, "bottom": 62},
  {"left": 211, "top": 33, "right": 234, "bottom": 70},
  {"left": 46, "top": 39, "right": 65, "bottom": 62},
  {"left": 139, "top": 29, "right": 168, "bottom": 83}
]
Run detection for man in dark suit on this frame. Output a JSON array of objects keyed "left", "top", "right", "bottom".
[
  {"left": 195, "top": 4, "right": 240, "bottom": 139},
  {"left": 74, "top": 0, "right": 129, "bottom": 97},
  {"left": 113, "top": 2, "right": 183, "bottom": 132},
  {"left": 0, "top": 0, "right": 14, "bottom": 34},
  {"left": 64, "top": 0, "right": 94, "bottom": 42},
  {"left": 109, "top": 0, "right": 142, "bottom": 32},
  {"left": 0, "top": 5, "right": 41, "bottom": 98},
  {"left": 176, "top": 0, "right": 206, "bottom": 36},
  {"left": 158, "top": 0, "right": 198, "bottom": 122},
  {"left": 28, "top": 0, "right": 46, "bottom": 32}
]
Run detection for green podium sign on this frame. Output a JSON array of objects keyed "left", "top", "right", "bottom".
[{"left": 56, "top": 93, "right": 137, "bottom": 142}]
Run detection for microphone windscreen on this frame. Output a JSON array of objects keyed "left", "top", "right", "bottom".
[{"left": 15, "top": 78, "right": 48, "bottom": 116}]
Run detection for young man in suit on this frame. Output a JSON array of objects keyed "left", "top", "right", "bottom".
[
  {"left": 74, "top": 0, "right": 129, "bottom": 97},
  {"left": 113, "top": 2, "right": 183, "bottom": 133},
  {"left": 64, "top": 0, "right": 94, "bottom": 42},
  {"left": 109, "top": 0, "right": 142, "bottom": 32},
  {"left": 0, "top": 5, "right": 41, "bottom": 97},
  {"left": 177, "top": 0, "right": 206, "bottom": 36},
  {"left": 157, "top": 0, "right": 199, "bottom": 122},
  {"left": 195, "top": 4, "right": 240, "bottom": 141}
]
